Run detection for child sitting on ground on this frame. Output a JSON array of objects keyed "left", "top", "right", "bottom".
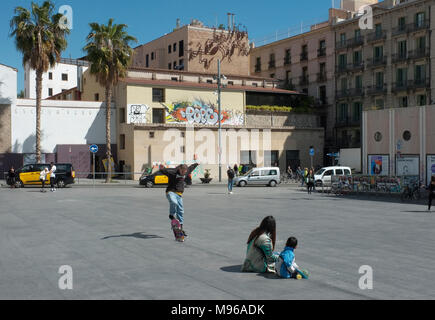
[{"left": 275, "top": 236, "right": 302, "bottom": 279}]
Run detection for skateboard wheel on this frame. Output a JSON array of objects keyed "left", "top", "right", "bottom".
[{"left": 296, "top": 274, "right": 302, "bottom": 280}]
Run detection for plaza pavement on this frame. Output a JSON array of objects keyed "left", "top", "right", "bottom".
[{"left": 0, "top": 183, "right": 434, "bottom": 300}]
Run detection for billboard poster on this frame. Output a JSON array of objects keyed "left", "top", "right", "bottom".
[
  {"left": 396, "top": 155, "right": 419, "bottom": 176},
  {"left": 427, "top": 155, "right": 435, "bottom": 185},
  {"left": 368, "top": 155, "right": 389, "bottom": 175}
]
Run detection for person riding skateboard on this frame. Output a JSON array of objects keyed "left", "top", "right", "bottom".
[{"left": 159, "top": 155, "right": 199, "bottom": 236}]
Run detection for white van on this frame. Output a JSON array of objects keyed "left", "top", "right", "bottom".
[
  {"left": 314, "top": 166, "right": 352, "bottom": 186},
  {"left": 234, "top": 167, "right": 281, "bottom": 187}
]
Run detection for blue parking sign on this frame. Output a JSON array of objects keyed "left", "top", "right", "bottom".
[{"left": 90, "top": 145, "right": 99, "bottom": 154}]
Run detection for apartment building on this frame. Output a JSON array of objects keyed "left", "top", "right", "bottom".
[
  {"left": 132, "top": 19, "right": 251, "bottom": 77},
  {"left": 333, "top": 0, "right": 434, "bottom": 150}
]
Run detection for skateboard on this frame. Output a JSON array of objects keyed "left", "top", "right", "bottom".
[
  {"left": 171, "top": 218, "right": 185, "bottom": 242},
  {"left": 294, "top": 268, "right": 309, "bottom": 280}
]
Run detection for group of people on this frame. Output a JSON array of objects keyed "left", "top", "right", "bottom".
[
  {"left": 288, "top": 166, "right": 316, "bottom": 194},
  {"left": 241, "top": 216, "right": 302, "bottom": 279},
  {"left": 39, "top": 163, "right": 57, "bottom": 193}
]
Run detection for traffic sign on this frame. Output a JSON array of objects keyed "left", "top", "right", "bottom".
[
  {"left": 90, "top": 145, "right": 99, "bottom": 154},
  {"left": 309, "top": 148, "right": 315, "bottom": 157}
]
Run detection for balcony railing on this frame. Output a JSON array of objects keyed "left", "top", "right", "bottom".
[
  {"left": 336, "top": 62, "right": 364, "bottom": 73},
  {"left": 366, "top": 30, "right": 387, "bottom": 43},
  {"left": 367, "top": 56, "right": 387, "bottom": 68},
  {"left": 408, "top": 48, "right": 430, "bottom": 60},
  {"left": 336, "top": 64, "right": 348, "bottom": 73},
  {"left": 318, "top": 48, "right": 326, "bottom": 57},
  {"left": 393, "top": 20, "right": 429, "bottom": 36},
  {"left": 336, "top": 89, "right": 349, "bottom": 99},
  {"left": 392, "top": 81, "right": 409, "bottom": 93},
  {"left": 347, "top": 36, "right": 364, "bottom": 48},
  {"left": 366, "top": 84, "right": 387, "bottom": 95},
  {"left": 409, "top": 78, "right": 430, "bottom": 89},
  {"left": 316, "top": 72, "right": 327, "bottom": 83},
  {"left": 392, "top": 52, "right": 408, "bottom": 64},
  {"left": 299, "top": 75, "right": 309, "bottom": 86},
  {"left": 336, "top": 88, "right": 364, "bottom": 99},
  {"left": 300, "top": 52, "right": 308, "bottom": 62},
  {"left": 335, "top": 118, "right": 361, "bottom": 128}
]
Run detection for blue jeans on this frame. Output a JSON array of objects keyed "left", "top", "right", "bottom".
[
  {"left": 228, "top": 179, "right": 233, "bottom": 192},
  {"left": 166, "top": 192, "right": 184, "bottom": 224}
]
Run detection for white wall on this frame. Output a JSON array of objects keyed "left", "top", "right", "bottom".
[
  {"left": 12, "top": 99, "right": 116, "bottom": 153},
  {"left": 25, "top": 62, "right": 88, "bottom": 99},
  {"left": 0, "top": 64, "right": 17, "bottom": 105}
]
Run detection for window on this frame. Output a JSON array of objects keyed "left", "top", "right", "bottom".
[
  {"left": 180, "top": 146, "right": 185, "bottom": 153},
  {"left": 173, "top": 61, "right": 177, "bottom": 69},
  {"left": 149, "top": 132, "right": 155, "bottom": 138},
  {"left": 417, "top": 94, "right": 427, "bottom": 106},
  {"left": 119, "top": 108, "right": 126, "bottom": 124},
  {"left": 374, "top": 45, "right": 383, "bottom": 59},
  {"left": 344, "top": 169, "right": 351, "bottom": 175},
  {"left": 375, "top": 72, "right": 384, "bottom": 88},
  {"left": 340, "top": 33, "right": 346, "bottom": 45},
  {"left": 353, "top": 50, "right": 362, "bottom": 65},
  {"left": 375, "top": 23, "right": 382, "bottom": 36},
  {"left": 251, "top": 170, "right": 260, "bottom": 177},
  {"left": 284, "top": 49, "right": 291, "bottom": 64},
  {"left": 179, "top": 40, "right": 184, "bottom": 57},
  {"left": 264, "top": 150, "right": 279, "bottom": 167},
  {"left": 338, "top": 54, "right": 347, "bottom": 68},
  {"left": 168, "top": 45, "right": 172, "bottom": 54},
  {"left": 228, "top": 81, "right": 234, "bottom": 85},
  {"left": 403, "top": 130, "right": 411, "bottom": 141},
  {"left": 48, "top": 72, "right": 53, "bottom": 80},
  {"left": 354, "top": 29, "right": 361, "bottom": 40},
  {"left": 340, "top": 77, "right": 347, "bottom": 91},
  {"left": 338, "top": 103, "right": 348, "bottom": 121},
  {"left": 151, "top": 52, "right": 154, "bottom": 60},
  {"left": 324, "top": 170, "right": 333, "bottom": 176},
  {"left": 94, "top": 93, "right": 99, "bottom": 101},
  {"left": 398, "top": 40, "right": 407, "bottom": 58},
  {"left": 168, "top": 63, "right": 172, "bottom": 70},
  {"left": 415, "top": 12, "right": 425, "bottom": 27},
  {"left": 399, "top": 96, "right": 408, "bottom": 108},
  {"left": 62, "top": 73, "right": 68, "bottom": 81},
  {"left": 398, "top": 17, "right": 406, "bottom": 30},
  {"left": 416, "top": 36, "right": 426, "bottom": 51},
  {"left": 355, "top": 75, "right": 362, "bottom": 89},
  {"left": 206, "top": 79, "right": 213, "bottom": 84},
  {"left": 179, "top": 59, "right": 184, "bottom": 70},
  {"left": 415, "top": 64, "right": 425, "bottom": 82},
  {"left": 120, "top": 134, "right": 126, "bottom": 150},
  {"left": 48, "top": 88, "right": 53, "bottom": 96},
  {"left": 375, "top": 99, "right": 384, "bottom": 109},
  {"left": 152, "top": 88, "right": 165, "bottom": 102},
  {"left": 353, "top": 102, "right": 362, "bottom": 122},
  {"left": 270, "top": 73, "right": 275, "bottom": 78},
  {"left": 173, "top": 43, "right": 177, "bottom": 52},
  {"left": 397, "top": 68, "right": 407, "bottom": 85},
  {"left": 336, "top": 169, "right": 344, "bottom": 175},
  {"left": 269, "top": 53, "right": 276, "bottom": 68},
  {"left": 152, "top": 108, "right": 165, "bottom": 124},
  {"left": 146, "top": 54, "right": 149, "bottom": 67}
]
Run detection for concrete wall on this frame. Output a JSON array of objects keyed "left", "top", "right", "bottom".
[
  {"left": 0, "top": 64, "right": 17, "bottom": 153},
  {"left": 11, "top": 99, "right": 117, "bottom": 154}
]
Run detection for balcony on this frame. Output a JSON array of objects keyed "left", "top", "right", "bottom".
[
  {"left": 254, "top": 64, "right": 261, "bottom": 73},
  {"left": 336, "top": 64, "right": 348, "bottom": 74},
  {"left": 347, "top": 36, "right": 364, "bottom": 48},
  {"left": 317, "top": 48, "right": 326, "bottom": 57},
  {"left": 392, "top": 52, "right": 408, "bottom": 64},
  {"left": 366, "top": 84, "right": 387, "bottom": 96},
  {"left": 300, "top": 52, "right": 308, "bottom": 62},
  {"left": 392, "top": 81, "right": 409, "bottom": 93},
  {"left": 408, "top": 48, "right": 430, "bottom": 60},
  {"left": 367, "top": 56, "right": 387, "bottom": 68},
  {"left": 393, "top": 20, "right": 429, "bottom": 36},
  {"left": 299, "top": 75, "right": 309, "bottom": 86},
  {"left": 366, "top": 30, "right": 387, "bottom": 43},
  {"left": 336, "top": 40, "right": 347, "bottom": 51},
  {"left": 268, "top": 60, "right": 276, "bottom": 70},
  {"left": 284, "top": 56, "right": 291, "bottom": 66},
  {"left": 316, "top": 72, "right": 327, "bottom": 83},
  {"left": 336, "top": 89, "right": 349, "bottom": 100},
  {"left": 409, "top": 78, "right": 430, "bottom": 90},
  {"left": 336, "top": 88, "right": 364, "bottom": 99},
  {"left": 335, "top": 118, "right": 361, "bottom": 128},
  {"left": 336, "top": 62, "right": 364, "bottom": 73}
]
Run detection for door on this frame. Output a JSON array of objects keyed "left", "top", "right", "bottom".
[
  {"left": 248, "top": 169, "right": 261, "bottom": 184},
  {"left": 322, "top": 169, "right": 334, "bottom": 185},
  {"left": 286, "top": 150, "right": 300, "bottom": 171}
]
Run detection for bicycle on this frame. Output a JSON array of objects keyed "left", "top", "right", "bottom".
[{"left": 401, "top": 181, "right": 422, "bottom": 201}]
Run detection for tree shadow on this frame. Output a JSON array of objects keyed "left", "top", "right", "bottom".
[{"left": 101, "top": 232, "right": 164, "bottom": 240}]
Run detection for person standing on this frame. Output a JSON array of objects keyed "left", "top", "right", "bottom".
[
  {"left": 233, "top": 164, "right": 239, "bottom": 177},
  {"left": 227, "top": 166, "right": 235, "bottom": 194},
  {"left": 159, "top": 155, "right": 199, "bottom": 236},
  {"left": 306, "top": 169, "right": 315, "bottom": 194},
  {"left": 428, "top": 176, "right": 435, "bottom": 212},
  {"left": 40, "top": 168, "right": 49, "bottom": 193},
  {"left": 49, "top": 162, "right": 57, "bottom": 192},
  {"left": 7, "top": 167, "right": 16, "bottom": 188}
]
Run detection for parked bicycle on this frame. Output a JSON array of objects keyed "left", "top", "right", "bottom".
[{"left": 401, "top": 180, "right": 422, "bottom": 201}]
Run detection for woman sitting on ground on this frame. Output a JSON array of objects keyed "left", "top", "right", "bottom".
[{"left": 241, "top": 216, "right": 278, "bottom": 273}]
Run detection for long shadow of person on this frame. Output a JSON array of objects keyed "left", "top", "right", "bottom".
[{"left": 101, "top": 232, "right": 164, "bottom": 240}]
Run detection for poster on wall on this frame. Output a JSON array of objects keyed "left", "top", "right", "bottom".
[
  {"left": 396, "top": 155, "right": 419, "bottom": 176},
  {"left": 368, "top": 155, "right": 389, "bottom": 175},
  {"left": 23, "top": 154, "right": 46, "bottom": 166},
  {"left": 427, "top": 155, "right": 435, "bottom": 184}
]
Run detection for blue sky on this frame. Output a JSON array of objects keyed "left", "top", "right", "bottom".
[{"left": 0, "top": 0, "right": 332, "bottom": 92}]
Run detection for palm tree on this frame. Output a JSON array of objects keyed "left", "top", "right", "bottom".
[
  {"left": 10, "top": 1, "right": 69, "bottom": 163},
  {"left": 84, "top": 19, "right": 137, "bottom": 183}
]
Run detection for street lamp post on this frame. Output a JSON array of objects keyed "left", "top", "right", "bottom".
[{"left": 217, "top": 59, "right": 222, "bottom": 182}]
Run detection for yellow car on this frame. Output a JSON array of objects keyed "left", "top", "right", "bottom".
[{"left": 15, "top": 163, "right": 75, "bottom": 188}]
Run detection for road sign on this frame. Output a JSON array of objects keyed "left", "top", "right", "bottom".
[
  {"left": 90, "top": 145, "right": 99, "bottom": 154},
  {"left": 309, "top": 148, "right": 315, "bottom": 157}
]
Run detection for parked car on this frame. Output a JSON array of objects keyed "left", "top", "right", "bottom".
[
  {"left": 234, "top": 167, "right": 280, "bottom": 187},
  {"left": 314, "top": 166, "right": 352, "bottom": 186},
  {"left": 15, "top": 163, "right": 75, "bottom": 188},
  {"left": 139, "top": 170, "right": 192, "bottom": 188}
]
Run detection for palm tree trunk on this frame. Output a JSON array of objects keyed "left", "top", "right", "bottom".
[
  {"left": 105, "top": 85, "right": 112, "bottom": 183},
  {"left": 35, "top": 69, "right": 43, "bottom": 163}
]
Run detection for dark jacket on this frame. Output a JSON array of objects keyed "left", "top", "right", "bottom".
[
  {"left": 160, "top": 163, "right": 198, "bottom": 195},
  {"left": 429, "top": 183, "right": 435, "bottom": 195},
  {"left": 227, "top": 169, "right": 235, "bottom": 180}
]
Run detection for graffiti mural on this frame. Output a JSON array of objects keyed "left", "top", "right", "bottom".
[
  {"left": 188, "top": 29, "right": 250, "bottom": 70},
  {"left": 164, "top": 100, "right": 244, "bottom": 126},
  {"left": 127, "top": 104, "right": 150, "bottom": 124}
]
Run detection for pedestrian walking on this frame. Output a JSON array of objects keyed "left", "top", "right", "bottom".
[
  {"left": 241, "top": 216, "right": 278, "bottom": 273},
  {"left": 227, "top": 166, "right": 235, "bottom": 194},
  {"left": 306, "top": 169, "right": 315, "bottom": 194},
  {"left": 7, "top": 167, "right": 16, "bottom": 188},
  {"left": 49, "top": 162, "right": 57, "bottom": 192},
  {"left": 39, "top": 167, "right": 49, "bottom": 193},
  {"left": 428, "top": 175, "right": 435, "bottom": 212},
  {"left": 159, "top": 155, "right": 199, "bottom": 236},
  {"left": 233, "top": 164, "right": 239, "bottom": 177}
]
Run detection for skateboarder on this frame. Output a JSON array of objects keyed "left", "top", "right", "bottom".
[{"left": 159, "top": 155, "right": 199, "bottom": 236}]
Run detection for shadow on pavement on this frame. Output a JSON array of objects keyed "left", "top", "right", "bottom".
[
  {"left": 101, "top": 232, "right": 164, "bottom": 240},
  {"left": 220, "top": 265, "right": 243, "bottom": 273}
]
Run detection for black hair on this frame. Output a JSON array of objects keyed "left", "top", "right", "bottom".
[
  {"left": 247, "top": 216, "right": 276, "bottom": 250},
  {"left": 286, "top": 236, "right": 298, "bottom": 249}
]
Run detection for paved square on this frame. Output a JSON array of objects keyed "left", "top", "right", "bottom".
[{"left": 1, "top": 184, "right": 434, "bottom": 300}]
